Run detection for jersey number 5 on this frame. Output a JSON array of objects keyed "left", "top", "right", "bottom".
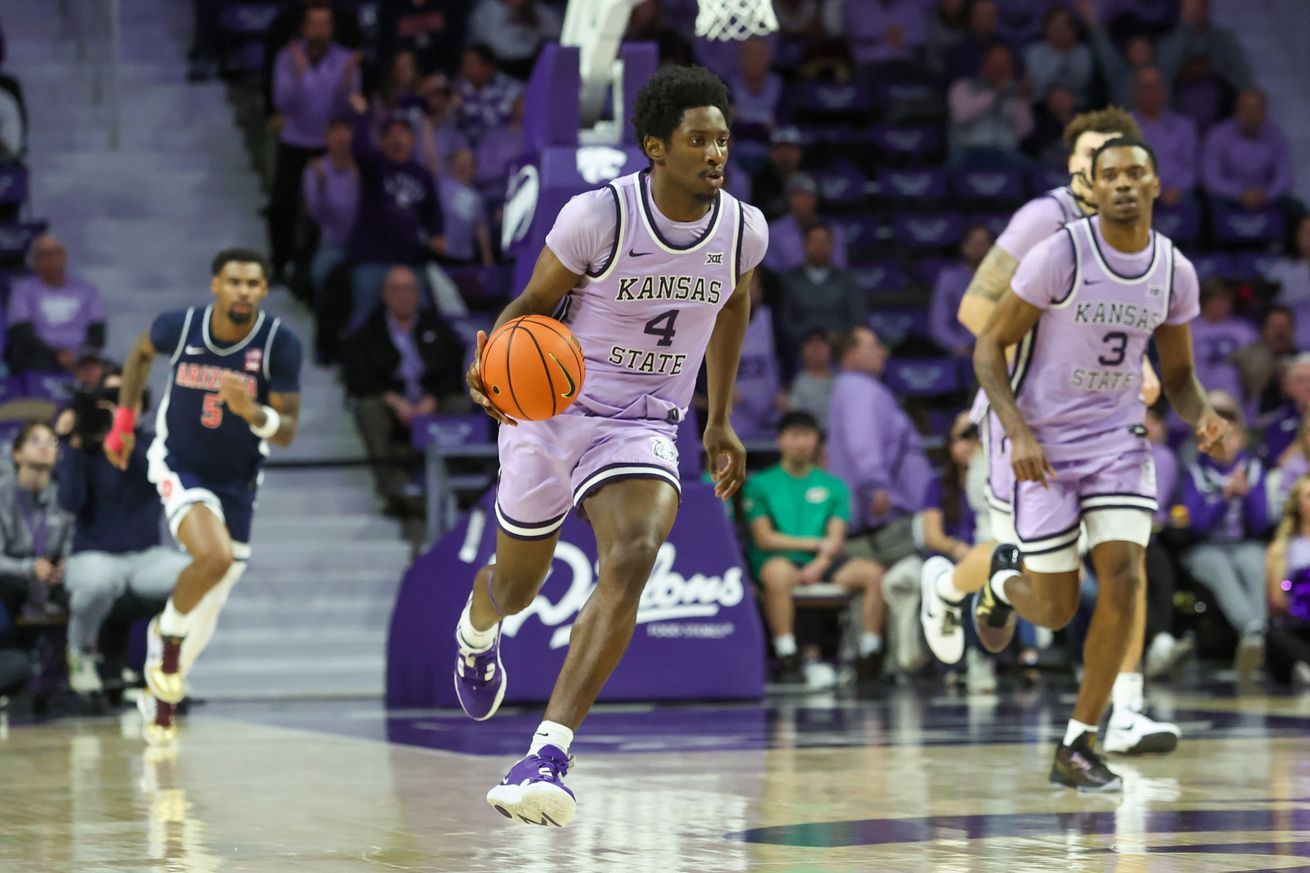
[
  {"left": 644, "top": 310, "right": 679, "bottom": 347},
  {"left": 201, "top": 393, "right": 223, "bottom": 429}
]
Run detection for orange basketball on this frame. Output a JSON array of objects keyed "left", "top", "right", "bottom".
[{"left": 479, "top": 315, "right": 586, "bottom": 421}]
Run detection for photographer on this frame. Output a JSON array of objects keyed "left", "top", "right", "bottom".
[
  {"left": 0, "top": 421, "right": 73, "bottom": 629},
  {"left": 55, "top": 369, "right": 188, "bottom": 695}
]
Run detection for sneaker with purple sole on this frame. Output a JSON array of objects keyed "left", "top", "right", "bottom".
[
  {"left": 453, "top": 626, "right": 507, "bottom": 721},
  {"left": 486, "top": 745, "right": 576, "bottom": 827}
]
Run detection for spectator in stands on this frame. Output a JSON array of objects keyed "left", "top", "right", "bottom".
[
  {"left": 929, "top": 225, "right": 992, "bottom": 358},
  {"left": 1143, "top": 404, "right": 1192, "bottom": 678},
  {"left": 475, "top": 92, "right": 525, "bottom": 200},
  {"left": 342, "top": 266, "right": 466, "bottom": 512},
  {"left": 1265, "top": 215, "right": 1310, "bottom": 310},
  {"left": 1182, "top": 393, "right": 1272, "bottom": 676},
  {"left": 920, "top": 412, "right": 978, "bottom": 565},
  {"left": 1263, "top": 354, "right": 1310, "bottom": 464},
  {"left": 348, "top": 115, "right": 444, "bottom": 329},
  {"left": 1132, "top": 66, "right": 1199, "bottom": 208},
  {"left": 843, "top": 0, "right": 927, "bottom": 70},
  {"left": 926, "top": 0, "right": 970, "bottom": 78},
  {"left": 302, "top": 116, "right": 360, "bottom": 296},
  {"left": 1023, "top": 6, "right": 1094, "bottom": 108},
  {"left": 625, "top": 0, "right": 696, "bottom": 67},
  {"left": 776, "top": 224, "right": 862, "bottom": 356},
  {"left": 1234, "top": 306, "right": 1297, "bottom": 416},
  {"left": 788, "top": 329, "right": 836, "bottom": 430},
  {"left": 439, "top": 149, "right": 494, "bottom": 267},
  {"left": 0, "top": 423, "right": 73, "bottom": 628},
  {"left": 268, "top": 1, "right": 361, "bottom": 285},
  {"left": 55, "top": 369, "right": 188, "bottom": 696},
  {"left": 948, "top": 42, "right": 1034, "bottom": 161},
  {"left": 454, "top": 44, "right": 524, "bottom": 145},
  {"left": 1156, "top": 0, "right": 1253, "bottom": 96},
  {"left": 732, "top": 275, "right": 784, "bottom": 439},
  {"left": 1202, "top": 89, "right": 1294, "bottom": 215},
  {"left": 752, "top": 126, "right": 805, "bottom": 221},
  {"left": 468, "top": 0, "right": 562, "bottom": 81},
  {"left": 187, "top": 0, "right": 221, "bottom": 82},
  {"left": 1264, "top": 472, "right": 1310, "bottom": 685},
  {"left": 1269, "top": 415, "right": 1310, "bottom": 518},
  {"left": 417, "top": 74, "right": 471, "bottom": 180},
  {"left": 728, "top": 38, "right": 782, "bottom": 163},
  {"left": 827, "top": 326, "right": 933, "bottom": 562},
  {"left": 1077, "top": 0, "right": 1154, "bottom": 108},
  {"left": 1190, "top": 279, "right": 1257, "bottom": 409},
  {"left": 944, "top": 0, "right": 1000, "bottom": 83},
  {"left": 743, "top": 410, "right": 886, "bottom": 684},
  {"left": 763, "top": 174, "right": 848, "bottom": 274},
  {"left": 1023, "top": 84, "right": 1078, "bottom": 168},
  {"left": 370, "top": 50, "right": 425, "bottom": 138},
  {"left": 7, "top": 234, "right": 106, "bottom": 375},
  {"left": 379, "top": 0, "right": 469, "bottom": 76}
]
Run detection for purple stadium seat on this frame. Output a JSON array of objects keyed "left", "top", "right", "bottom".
[
  {"left": 0, "top": 165, "right": 28, "bottom": 206},
  {"left": 873, "top": 79, "right": 946, "bottom": 124},
  {"left": 833, "top": 214, "right": 882, "bottom": 261},
  {"left": 1028, "top": 163, "right": 1069, "bottom": 194},
  {"left": 1152, "top": 199, "right": 1201, "bottom": 245},
  {"left": 869, "top": 124, "right": 945, "bottom": 161},
  {"left": 1229, "top": 251, "right": 1280, "bottom": 283},
  {"left": 882, "top": 357, "right": 962, "bottom": 397},
  {"left": 411, "top": 413, "right": 493, "bottom": 450},
  {"left": 1211, "top": 202, "right": 1285, "bottom": 247},
  {"left": 16, "top": 371, "right": 73, "bottom": 403},
  {"left": 851, "top": 261, "right": 910, "bottom": 296},
  {"left": 817, "top": 161, "right": 868, "bottom": 208},
  {"left": 893, "top": 212, "right": 964, "bottom": 249},
  {"left": 996, "top": 0, "right": 1052, "bottom": 46},
  {"left": 973, "top": 211, "right": 1014, "bottom": 238},
  {"left": 868, "top": 308, "right": 929, "bottom": 346},
  {"left": 1189, "top": 252, "right": 1232, "bottom": 281},
  {"left": 0, "top": 221, "right": 47, "bottom": 261},
  {"left": 951, "top": 166, "right": 1027, "bottom": 202},
  {"left": 787, "top": 80, "right": 875, "bottom": 123},
  {"left": 913, "top": 256, "right": 955, "bottom": 287},
  {"left": 217, "top": 2, "right": 281, "bottom": 35},
  {"left": 876, "top": 167, "right": 949, "bottom": 201}
]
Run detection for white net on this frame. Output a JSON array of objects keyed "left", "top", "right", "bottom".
[{"left": 695, "top": 0, "right": 779, "bottom": 41}]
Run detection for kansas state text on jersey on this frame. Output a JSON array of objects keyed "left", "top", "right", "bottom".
[{"left": 148, "top": 306, "right": 302, "bottom": 484}]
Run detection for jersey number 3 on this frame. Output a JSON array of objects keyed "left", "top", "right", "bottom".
[
  {"left": 1098, "top": 331, "right": 1128, "bottom": 367},
  {"left": 201, "top": 393, "right": 223, "bottom": 429}
]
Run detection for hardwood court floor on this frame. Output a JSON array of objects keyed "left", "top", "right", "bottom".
[{"left": 2, "top": 684, "right": 1309, "bottom": 872}]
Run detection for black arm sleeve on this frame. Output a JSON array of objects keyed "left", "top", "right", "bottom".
[{"left": 6, "top": 322, "right": 60, "bottom": 372}]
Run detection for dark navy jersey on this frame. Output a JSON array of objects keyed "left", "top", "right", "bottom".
[{"left": 147, "top": 306, "right": 302, "bottom": 484}]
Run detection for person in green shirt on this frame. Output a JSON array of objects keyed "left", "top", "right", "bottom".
[{"left": 742, "top": 411, "right": 886, "bottom": 684}]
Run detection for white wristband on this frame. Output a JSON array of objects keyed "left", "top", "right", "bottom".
[{"left": 250, "top": 404, "right": 281, "bottom": 439}]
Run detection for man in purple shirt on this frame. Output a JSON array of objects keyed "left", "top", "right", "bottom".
[
  {"left": 1190, "top": 279, "right": 1258, "bottom": 410},
  {"left": 348, "top": 116, "right": 446, "bottom": 329},
  {"left": 302, "top": 116, "right": 360, "bottom": 296},
  {"left": 268, "top": 1, "right": 361, "bottom": 284},
  {"left": 6, "top": 234, "right": 105, "bottom": 374},
  {"left": 929, "top": 224, "right": 992, "bottom": 357},
  {"left": 762, "top": 174, "right": 848, "bottom": 275},
  {"left": 1202, "top": 89, "right": 1294, "bottom": 211},
  {"left": 827, "top": 326, "right": 933, "bottom": 551},
  {"left": 474, "top": 93, "right": 524, "bottom": 203},
  {"left": 1132, "top": 67, "right": 1198, "bottom": 208},
  {"left": 454, "top": 44, "right": 523, "bottom": 146}
]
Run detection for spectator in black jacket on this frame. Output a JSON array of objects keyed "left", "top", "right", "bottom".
[
  {"left": 343, "top": 266, "right": 467, "bottom": 509},
  {"left": 55, "top": 371, "right": 188, "bottom": 696}
]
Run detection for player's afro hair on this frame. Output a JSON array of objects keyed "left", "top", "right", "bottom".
[
  {"left": 631, "top": 64, "right": 732, "bottom": 151},
  {"left": 1061, "top": 106, "right": 1140, "bottom": 156}
]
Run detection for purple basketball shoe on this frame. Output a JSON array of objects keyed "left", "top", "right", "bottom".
[
  {"left": 453, "top": 625, "right": 506, "bottom": 721},
  {"left": 486, "top": 745, "right": 576, "bottom": 827}
]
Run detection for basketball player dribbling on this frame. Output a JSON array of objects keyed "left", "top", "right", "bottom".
[
  {"left": 917, "top": 108, "right": 1181, "bottom": 754},
  {"left": 973, "top": 137, "right": 1226, "bottom": 790},
  {"left": 452, "top": 66, "right": 768, "bottom": 827}
]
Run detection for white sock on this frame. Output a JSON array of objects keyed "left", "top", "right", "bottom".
[
  {"left": 457, "top": 598, "right": 497, "bottom": 652},
  {"left": 158, "top": 599, "right": 189, "bottom": 638},
  {"left": 859, "top": 632, "right": 883, "bottom": 656},
  {"left": 528, "top": 720, "right": 574, "bottom": 756},
  {"left": 1112, "top": 672, "right": 1144, "bottom": 715},
  {"left": 1063, "top": 719, "right": 1098, "bottom": 747},
  {"left": 773, "top": 634, "right": 797, "bottom": 657},
  {"left": 991, "top": 570, "right": 1020, "bottom": 606},
  {"left": 935, "top": 563, "right": 966, "bottom": 605}
]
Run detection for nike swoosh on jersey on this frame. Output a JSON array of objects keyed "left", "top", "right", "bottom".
[
  {"left": 628, "top": 248, "right": 653, "bottom": 257},
  {"left": 548, "top": 353, "right": 576, "bottom": 398}
]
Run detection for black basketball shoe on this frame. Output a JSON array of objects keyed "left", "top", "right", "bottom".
[
  {"left": 973, "top": 544, "right": 1020, "bottom": 653},
  {"left": 1050, "top": 732, "right": 1123, "bottom": 792}
]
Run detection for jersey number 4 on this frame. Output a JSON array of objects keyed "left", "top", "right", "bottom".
[
  {"left": 201, "top": 393, "right": 223, "bottom": 429},
  {"left": 644, "top": 310, "right": 679, "bottom": 347}
]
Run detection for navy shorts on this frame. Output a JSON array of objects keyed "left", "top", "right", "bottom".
[{"left": 150, "top": 456, "right": 258, "bottom": 550}]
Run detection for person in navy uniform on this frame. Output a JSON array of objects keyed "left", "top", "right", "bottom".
[{"left": 106, "top": 248, "right": 302, "bottom": 744}]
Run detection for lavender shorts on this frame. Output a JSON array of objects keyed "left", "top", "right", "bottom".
[
  {"left": 494, "top": 412, "right": 682, "bottom": 540},
  {"left": 1013, "top": 444, "right": 1157, "bottom": 573}
]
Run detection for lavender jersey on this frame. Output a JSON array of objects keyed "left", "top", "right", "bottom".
[
  {"left": 1010, "top": 216, "right": 1200, "bottom": 462},
  {"left": 545, "top": 170, "right": 768, "bottom": 421}
]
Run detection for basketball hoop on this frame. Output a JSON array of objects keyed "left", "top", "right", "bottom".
[{"left": 695, "top": 0, "right": 779, "bottom": 41}]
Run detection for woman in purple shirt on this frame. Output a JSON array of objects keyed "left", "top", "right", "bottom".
[{"left": 1265, "top": 473, "right": 1310, "bottom": 684}]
